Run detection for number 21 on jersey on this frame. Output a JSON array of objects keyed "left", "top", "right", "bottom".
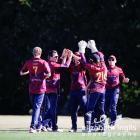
[{"left": 96, "top": 71, "right": 107, "bottom": 82}]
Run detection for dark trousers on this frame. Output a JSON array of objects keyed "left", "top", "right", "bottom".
[
  {"left": 40, "top": 94, "right": 51, "bottom": 127},
  {"left": 30, "top": 93, "right": 45, "bottom": 129},
  {"left": 86, "top": 92, "right": 105, "bottom": 127},
  {"left": 69, "top": 89, "right": 87, "bottom": 130},
  {"left": 43, "top": 93, "right": 58, "bottom": 130},
  {"left": 105, "top": 88, "right": 119, "bottom": 125}
]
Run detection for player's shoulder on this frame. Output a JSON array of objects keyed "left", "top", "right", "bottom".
[
  {"left": 50, "top": 61, "right": 61, "bottom": 67},
  {"left": 25, "top": 58, "right": 33, "bottom": 64},
  {"left": 38, "top": 58, "right": 47, "bottom": 63},
  {"left": 115, "top": 66, "right": 123, "bottom": 72}
]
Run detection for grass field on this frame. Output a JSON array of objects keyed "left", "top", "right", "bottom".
[{"left": 0, "top": 115, "right": 140, "bottom": 140}]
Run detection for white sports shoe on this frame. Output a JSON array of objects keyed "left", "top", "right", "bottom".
[
  {"left": 29, "top": 128, "right": 37, "bottom": 133},
  {"left": 82, "top": 128, "right": 91, "bottom": 133},
  {"left": 68, "top": 129, "right": 77, "bottom": 132},
  {"left": 41, "top": 126, "right": 48, "bottom": 132},
  {"left": 109, "top": 125, "right": 115, "bottom": 130},
  {"left": 46, "top": 127, "right": 52, "bottom": 132}
]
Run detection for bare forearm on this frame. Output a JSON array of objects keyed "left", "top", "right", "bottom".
[{"left": 20, "top": 71, "right": 29, "bottom": 76}]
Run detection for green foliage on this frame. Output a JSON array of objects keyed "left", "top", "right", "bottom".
[
  {"left": 119, "top": 81, "right": 140, "bottom": 117},
  {"left": 19, "top": 0, "right": 31, "bottom": 7}
]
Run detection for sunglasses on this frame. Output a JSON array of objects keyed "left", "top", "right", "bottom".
[
  {"left": 54, "top": 56, "right": 58, "bottom": 58},
  {"left": 108, "top": 58, "right": 115, "bottom": 61}
]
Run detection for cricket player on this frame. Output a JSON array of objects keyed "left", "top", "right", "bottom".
[
  {"left": 105, "top": 55, "right": 129, "bottom": 127},
  {"left": 42, "top": 49, "right": 72, "bottom": 132},
  {"left": 78, "top": 40, "right": 107, "bottom": 132},
  {"left": 20, "top": 47, "right": 51, "bottom": 133},
  {"left": 68, "top": 52, "right": 87, "bottom": 132}
]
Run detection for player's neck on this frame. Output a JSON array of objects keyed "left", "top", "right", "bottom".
[{"left": 110, "top": 65, "right": 116, "bottom": 68}]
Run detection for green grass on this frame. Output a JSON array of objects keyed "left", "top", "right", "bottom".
[
  {"left": 0, "top": 116, "right": 140, "bottom": 140},
  {"left": 0, "top": 131, "right": 139, "bottom": 140}
]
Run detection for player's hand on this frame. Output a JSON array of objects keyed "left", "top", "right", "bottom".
[
  {"left": 67, "top": 49, "right": 73, "bottom": 58},
  {"left": 78, "top": 40, "right": 87, "bottom": 53},
  {"left": 44, "top": 72, "right": 51, "bottom": 79},
  {"left": 123, "top": 78, "right": 130, "bottom": 83},
  {"left": 60, "top": 48, "right": 68, "bottom": 59},
  {"left": 87, "top": 40, "right": 98, "bottom": 53}
]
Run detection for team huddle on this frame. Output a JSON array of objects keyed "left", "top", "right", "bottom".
[{"left": 20, "top": 40, "right": 129, "bottom": 133}]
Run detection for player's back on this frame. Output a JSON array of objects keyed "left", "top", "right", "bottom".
[
  {"left": 69, "top": 63, "right": 87, "bottom": 90},
  {"left": 26, "top": 58, "right": 47, "bottom": 77},
  {"left": 25, "top": 57, "right": 49, "bottom": 94},
  {"left": 87, "top": 62, "right": 107, "bottom": 93}
]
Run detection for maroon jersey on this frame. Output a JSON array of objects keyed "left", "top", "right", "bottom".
[
  {"left": 85, "top": 63, "right": 107, "bottom": 93},
  {"left": 46, "top": 61, "right": 61, "bottom": 94},
  {"left": 69, "top": 64, "right": 87, "bottom": 90},
  {"left": 106, "top": 66, "right": 125, "bottom": 89},
  {"left": 21, "top": 58, "right": 51, "bottom": 94}
]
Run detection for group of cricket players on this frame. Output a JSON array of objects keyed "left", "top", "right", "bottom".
[{"left": 20, "top": 40, "right": 129, "bottom": 133}]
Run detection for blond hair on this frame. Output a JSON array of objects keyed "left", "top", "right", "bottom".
[{"left": 33, "top": 47, "right": 42, "bottom": 57}]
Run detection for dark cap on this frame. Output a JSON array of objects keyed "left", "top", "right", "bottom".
[{"left": 89, "top": 53, "right": 100, "bottom": 63}]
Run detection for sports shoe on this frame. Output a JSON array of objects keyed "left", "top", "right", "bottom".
[
  {"left": 82, "top": 127, "right": 91, "bottom": 133},
  {"left": 68, "top": 129, "right": 77, "bottom": 132},
  {"left": 46, "top": 127, "right": 52, "bottom": 131},
  {"left": 36, "top": 125, "right": 42, "bottom": 133},
  {"left": 41, "top": 126, "right": 48, "bottom": 132},
  {"left": 53, "top": 128, "right": 63, "bottom": 132},
  {"left": 29, "top": 128, "right": 37, "bottom": 133},
  {"left": 109, "top": 125, "right": 115, "bottom": 130}
]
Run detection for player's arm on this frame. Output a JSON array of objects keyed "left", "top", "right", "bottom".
[
  {"left": 60, "top": 48, "right": 68, "bottom": 64},
  {"left": 44, "top": 61, "right": 51, "bottom": 79},
  {"left": 119, "top": 68, "right": 130, "bottom": 83},
  {"left": 63, "top": 49, "right": 73, "bottom": 67},
  {"left": 78, "top": 40, "right": 87, "bottom": 66},
  {"left": 20, "top": 70, "right": 29, "bottom": 76},
  {"left": 78, "top": 40, "right": 98, "bottom": 70},
  {"left": 59, "top": 49, "right": 73, "bottom": 68},
  {"left": 20, "top": 62, "right": 29, "bottom": 76},
  {"left": 72, "top": 53, "right": 81, "bottom": 61}
]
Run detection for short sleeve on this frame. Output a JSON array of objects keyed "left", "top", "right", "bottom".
[{"left": 44, "top": 61, "right": 51, "bottom": 73}]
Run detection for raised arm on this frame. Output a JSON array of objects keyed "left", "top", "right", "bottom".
[
  {"left": 78, "top": 40, "right": 87, "bottom": 65},
  {"left": 60, "top": 48, "right": 68, "bottom": 65},
  {"left": 60, "top": 49, "right": 72, "bottom": 68}
]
